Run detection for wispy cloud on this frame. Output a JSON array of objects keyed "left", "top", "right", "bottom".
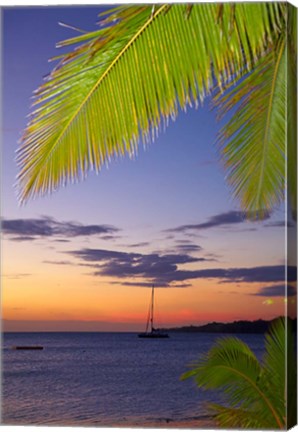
[
  {"left": 126, "top": 242, "right": 151, "bottom": 248},
  {"left": 8, "top": 236, "right": 37, "bottom": 242},
  {"left": 43, "top": 260, "right": 74, "bottom": 266},
  {"left": 110, "top": 281, "right": 192, "bottom": 288},
  {"left": 2, "top": 273, "right": 32, "bottom": 279},
  {"left": 174, "top": 243, "right": 202, "bottom": 253},
  {"left": 65, "top": 246, "right": 294, "bottom": 288},
  {"left": 2, "top": 217, "right": 120, "bottom": 242},
  {"left": 264, "top": 221, "right": 295, "bottom": 228},
  {"left": 252, "top": 284, "right": 296, "bottom": 297},
  {"left": 166, "top": 210, "right": 271, "bottom": 233},
  {"left": 67, "top": 248, "right": 208, "bottom": 287}
]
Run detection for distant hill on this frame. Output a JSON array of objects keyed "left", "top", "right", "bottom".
[{"left": 160, "top": 317, "right": 297, "bottom": 334}]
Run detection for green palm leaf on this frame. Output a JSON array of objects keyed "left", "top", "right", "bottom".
[
  {"left": 17, "top": 3, "right": 285, "bottom": 202},
  {"left": 214, "top": 39, "right": 286, "bottom": 218},
  {"left": 181, "top": 336, "right": 283, "bottom": 428},
  {"left": 287, "top": 5, "right": 297, "bottom": 220},
  {"left": 261, "top": 318, "right": 296, "bottom": 427},
  {"left": 262, "top": 319, "right": 286, "bottom": 411},
  {"left": 285, "top": 317, "right": 297, "bottom": 427},
  {"left": 181, "top": 318, "right": 295, "bottom": 429},
  {"left": 207, "top": 403, "right": 275, "bottom": 429}
]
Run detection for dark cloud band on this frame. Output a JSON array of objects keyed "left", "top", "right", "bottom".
[
  {"left": 1, "top": 217, "right": 119, "bottom": 241},
  {"left": 66, "top": 247, "right": 295, "bottom": 288},
  {"left": 167, "top": 210, "right": 271, "bottom": 233},
  {"left": 253, "top": 284, "right": 296, "bottom": 297}
]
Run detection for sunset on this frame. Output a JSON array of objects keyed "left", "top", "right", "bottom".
[
  {"left": 2, "top": 7, "right": 292, "bottom": 329},
  {"left": 2, "top": 130, "right": 292, "bottom": 331},
  {"left": 1, "top": 3, "right": 296, "bottom": 429}
]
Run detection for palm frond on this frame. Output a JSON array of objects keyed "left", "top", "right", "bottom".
[
  {"left": 17, "top": 3, "right": 284, "bottom": 202},
  {"left": 182, "top": 334, "right": 284, "bottom": 428},
  {"left": 262, "top": 318, "right": 286, "bottom": 392},
  {"left": 214, "top": 39, "right": 286, "bottom": 219},
  {"left": 284, "top": 317, "right": 297, "bottom": 427},
  {"left": 287, "top": 5, "right": 297, "bottom": 220},
  {"left": 208, "top": 403, "right": 275, "bottom": 429},
  {"left": 261, "top": 317, "right": 296, "bottom": 426}
]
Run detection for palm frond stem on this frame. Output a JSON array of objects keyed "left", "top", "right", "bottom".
[
  {"left": 213, "top": 364, "right": 283, "bottom": 428},
  {"left": 255, "top": 38, "right": 285, "bottom": 206}
]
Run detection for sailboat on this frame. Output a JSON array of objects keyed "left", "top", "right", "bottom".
[{"left": 138, "top": 285, "right": 169, "bottom": 338}]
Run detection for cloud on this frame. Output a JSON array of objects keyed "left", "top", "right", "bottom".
[
  {"left": 101, "top": 235, "right": 121, "bottom": 241},
  {"left": 157, "top": 241, "right": 203, "bottom": 255},
  {"left": 2, "top": 217, "right": 120, "bottom": 241},
  {"left": 8, "top": 236, "right": 37, "bottom": 242},
  {"left": 111, "top": 281, "right": 192, "bottom": 288},
  {"left": 264, "top": 221, "right": 295, "bottom": 228},
  {"left": 127, "top": 242, "right": 151, "bottom": 248},
  {"left": 253, "top": 284, "right": 296, "bottom": 297},
  {"left": 158, "top": 265, "right": 291, "bottom": 284},
  {"left": 43, "top": 260, "right": 74, "bottom": 266},
  {"left": 174, "top": 244, "right": 202, "bottom": 253},
  {"left": 66, "top": 246, "right": 295, "bottom": 288},
  {"left": 67, "top": 248, "right": 208, "bottom": 287},
  {"left": 2, "top": 273, "right": 32, "bottom": 279},
  {"left": 167, "top": 210, "right": 271, "bottom": 233}
]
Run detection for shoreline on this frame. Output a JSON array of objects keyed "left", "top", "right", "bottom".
[
  {"left": 108, "top": 416, "right": 217, "bottom": 430},
  {"left": 3, "top": 416, "right": 217, "bottom": 429}
]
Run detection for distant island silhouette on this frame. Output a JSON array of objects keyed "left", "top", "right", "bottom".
[{"left": 160, "top": 317, "right": 296, "bottom": 334}]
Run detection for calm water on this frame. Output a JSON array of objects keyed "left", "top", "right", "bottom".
[{"left": 2, "top": 332, "right": 265, "bottom": 427}]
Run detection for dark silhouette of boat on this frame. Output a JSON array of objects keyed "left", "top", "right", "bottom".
[
  {"left": 138, "top": 285, "right": 169, "bottom": 339},
  {"left": 12, "top": 346, "right": 44, "bottom": 350}
]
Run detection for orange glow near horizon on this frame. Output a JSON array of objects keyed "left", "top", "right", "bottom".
[{"left": 2, "top": 270, "right": 287, "bottom": 331}]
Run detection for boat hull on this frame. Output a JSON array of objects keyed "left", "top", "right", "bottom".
[
  {"left": 138, "top": 332, "right": 169, "bottom": 338},
  {"left": 12, "top": 346, "right": 44, "bottom": 350}
]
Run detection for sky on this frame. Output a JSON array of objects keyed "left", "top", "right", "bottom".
[{"left": 1, "top": 5, "right": 296, "bottom": 332}]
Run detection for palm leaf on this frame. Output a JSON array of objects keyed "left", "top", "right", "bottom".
[
  {"left": 261, "top": 318, "right": 286, "bottom": 418},
  {"left": 17, "top": 3, "right": 285, "bottom": 202},
  {"left": 208, "top": 403, "right": 275, "bottom": 429},
  {"left": 214, "top": 38, "right": 286, "bottom": 219},
  {"left": 181, "top": 333, "right": 285, "bottom": 428},
  {"left": 284, "top": 317, "right": 297, "bottom": 427},
  {"left": 287, "top": 5, "right": 297, "bottom": 220},
  {"left": 261, "top": 317, "right": 296, "bottom": 427}
]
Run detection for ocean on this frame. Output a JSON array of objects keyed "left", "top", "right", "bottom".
[{"left": 2, "top": 332, "right": 265, "bottom": 427}]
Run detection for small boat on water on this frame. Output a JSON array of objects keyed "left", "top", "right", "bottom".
[
  {"left": 138, "top": 285, "right": 169, "bottom": 339},
  {"left": 12, "top": 346, "right": 44, "bottom": 350}
]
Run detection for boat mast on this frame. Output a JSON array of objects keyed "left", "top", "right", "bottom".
[{"left": 150, "top": 285, "right": 154, "bottom": 332}]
